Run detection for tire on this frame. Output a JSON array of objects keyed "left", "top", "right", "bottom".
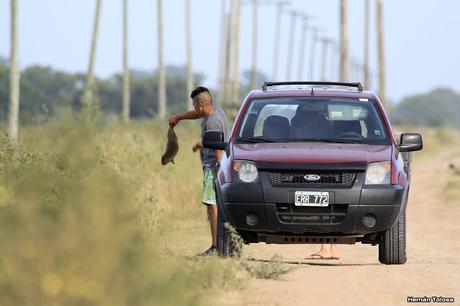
[
  {"left": 378, "top": 210, "right": 407, "bottom": 265},
  {"left": 216, "top": 205, "right": 242, "bottom": 257}
]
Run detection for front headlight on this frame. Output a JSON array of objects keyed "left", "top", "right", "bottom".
[
  {"left": 365, "top": 161, "right": 391, "bottom": 185},
  {"left": 234, "top": 161, "right": 258, "bottom": 183}
]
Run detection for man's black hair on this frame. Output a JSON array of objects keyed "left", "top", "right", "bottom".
[{"left": 190, "top": 86, "right": 210, "bottom": 99}]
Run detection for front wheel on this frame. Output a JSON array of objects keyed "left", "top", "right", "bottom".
[
  {"left": 216, "top": 206, "right": 243, "bottom": 257},
  {"left": 378, "top": 211, "right": 407, "bottom": 265}
]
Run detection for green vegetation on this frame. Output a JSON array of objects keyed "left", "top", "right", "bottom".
[
  {"left": 2, "top": 58, "right": 459, "bottom": 129},
  {"left": 0, "top": 118, "right": 251, "bottom": 305},
  {"left": 391, "top": 88, "right": 460, "bottom": 128},
  {"left": 239, "top": 255, "right": 293, "bottom": 280},
  {"left": 0, "top": 60, "right": 204, "bottom": 122}
]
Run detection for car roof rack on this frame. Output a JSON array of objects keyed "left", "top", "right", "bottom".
[{"left": 261, "top": 81, "right": 363, "bottom": 92}]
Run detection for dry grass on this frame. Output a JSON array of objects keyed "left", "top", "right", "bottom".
[
  {"left": 0, "top": 117, "right": 246, "bottom": 306},
  {"left": 2, "top": 118, "right": 459, "bottom": 305}
]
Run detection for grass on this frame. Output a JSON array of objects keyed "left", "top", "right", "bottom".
[
  {"left": 0, "top": 117, "right": 248, "bottom": 306},
  {"left": 1, "top": 117, "right": 458, "bottom": 305}
]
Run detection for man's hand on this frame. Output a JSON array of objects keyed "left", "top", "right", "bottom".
[
  {"left": 169, "top": 114, "right": 180, "bottom": 127},
  {"left": 192, "top": 141, "right": 202, "bottom": 152}
]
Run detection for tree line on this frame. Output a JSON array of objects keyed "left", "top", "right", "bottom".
[
  {"left": 1, "top": 57, "right": 458, "bottom": 128},
  {"left": 4, "top": 0, "right": 392, "bottom": 140},
  {"left": 0, "top": 59, "right": 203, "bottom": 124}
]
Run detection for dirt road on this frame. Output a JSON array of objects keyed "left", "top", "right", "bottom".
[{"left": 216, "top": 150, "right": 460, "bottom": 306}]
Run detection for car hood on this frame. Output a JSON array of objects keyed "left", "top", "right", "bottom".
[{"left": 232, "top": 142, "right": 392, "bottom": 165}]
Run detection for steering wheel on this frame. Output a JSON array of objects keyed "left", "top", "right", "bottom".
[{"left": 335, "top": 131, "right": 363, "bottom": 139}]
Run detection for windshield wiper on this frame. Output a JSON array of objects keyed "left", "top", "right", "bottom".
[
  {"left": 285, "top": 138, "right": 359, "bottom": 144},
  {"left": 236, "top": 137, "right": 276, "bottom": 143}
]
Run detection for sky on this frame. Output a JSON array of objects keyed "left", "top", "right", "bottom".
[{"left": 0, "top": 0, "right": 459, "bottom": 102}]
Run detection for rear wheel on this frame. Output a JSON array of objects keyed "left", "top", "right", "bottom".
[
  {"left": 378, "top": 211, "right": 407, "bottom": 265},
  {"left": 216, "top": 206, "right": 242, "bottom": 257}
]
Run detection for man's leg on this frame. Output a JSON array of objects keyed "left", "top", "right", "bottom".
[
  {"left": 197, "top": 169, "right": 218, "bottom": 256},
  {"left": 306, "top": 244, "right": 340, "bottom": 259},
  {"left": 330, "top": 244, "right": 340, "bottom": 259},
  {"left": 207, "top": 205, "right": 218, "bottom": 247}
]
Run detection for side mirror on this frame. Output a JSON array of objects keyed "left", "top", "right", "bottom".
[
  {"left": 203, "top": 131, "right": 227, "bottom": 150},
  {"left": 399, "top": 133, "right": 423, "bottom": 152}
]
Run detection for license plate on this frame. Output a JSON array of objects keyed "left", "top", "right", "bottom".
[{"left": 294, "top": 191, "right": 329, "bottom": 207}]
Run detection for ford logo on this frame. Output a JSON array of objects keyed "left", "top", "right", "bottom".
[{"left": 304, "top": 174, "right": 321, "bottom": 181}]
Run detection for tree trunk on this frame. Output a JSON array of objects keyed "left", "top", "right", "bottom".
[
  {"left": 320, "top": 38, "right": 329, "bottom": 81},
  {"left": 363, "top": 0, "right": 370, "bottom": 89},
  {"left": 217, "top": 0, "right": 228, "bottom": 106},
  {"left": 286, "top": 11, "right": 297, "bottom": 80},
  {"left": 157, "top": 0, "right": 167, "bottom": 119},
  {"left": 83, "top": 0, "right": 102, "bottom": 115},
  {"left": 377, "top": 0, "right": 387, "bottom": 107},
  {"left": 272, "top": 1, "right": 283, "bottom": 80},
  {"left": 8, "top": 0, "right": 20, "bottom": 142},
  {"left": 329, "top": 40, "right": 338, "bottom": 80},
  {"left": 223, "top": 1, "right": 233, "bottom": 105},
  {"left": 122, "top": 0, "right": 130, "bottom": 123},
  {"left": 339, "top": 0, "right": 349, "bottom": 81},
  {"left": 297, "top": 16, "right": 308, "bottom": 80},
  {"left": 309, "top": 27, "right": 318, "bottom": 80},
  {"left": 250, "top": 0, "right": 258, "bottom": 89},
  {"left": 185, "top": 0, "right": 194, "bottom": 110},
  {"left": 231, "top": 0, "right": 241, "bottom": 105}
]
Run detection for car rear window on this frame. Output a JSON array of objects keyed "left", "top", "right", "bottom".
[{"left": 237, "top": 97, "right": 390, "bottom": 145}]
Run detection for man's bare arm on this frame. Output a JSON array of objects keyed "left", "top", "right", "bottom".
[
  {"left": 215, "top": 149, "right": 223, "bottom": 163},
  {"left": 169, "top": 110, "right": 202, "bottom": 126}
]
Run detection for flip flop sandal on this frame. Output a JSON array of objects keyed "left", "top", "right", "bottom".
[{"left": 305, "top": 253, "right": 336, "bottom": 260}]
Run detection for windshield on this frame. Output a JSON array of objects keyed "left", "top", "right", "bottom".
[{"left": 237, "top": 97, "right": 390, "bottom": 145}]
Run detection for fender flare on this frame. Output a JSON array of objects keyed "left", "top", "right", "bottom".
[{"left": 390, "top": 182, "right": 410, "bottom": 228}]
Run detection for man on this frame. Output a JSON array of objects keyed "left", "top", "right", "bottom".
[{"left": 169, "top": 87, "right": 228, "bottom": 256}]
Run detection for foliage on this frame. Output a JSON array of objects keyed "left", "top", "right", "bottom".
[
  {"left": 0, "top": 62, "right": 203, "bottom": 123},
  {"left": 0, "top": 118, "right": 245, "bottom": 306},
  {"left": 239, "top": 255, "right": 293, "bottom": 280},
  {"left": 391, "top": 88, "right": 460, "bottom": 128}
]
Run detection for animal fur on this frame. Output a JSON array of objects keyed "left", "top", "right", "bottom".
[{"left": 161, "top": 127, "right": 179, "bottom": 165}]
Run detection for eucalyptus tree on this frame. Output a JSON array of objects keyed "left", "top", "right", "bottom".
[
  {"left": 185, "top": 0, "right": 194, "bottom": 110},
  {"left": 339, "top": 0, "right": 349, "bottom": 81},
  {"left": 286, "top": 10, "right": 297, "bottom": 80},
  {"left": 232, "top": 0, "right": 241, "bottom": 104},
  {"left": 83, "top": 0, "right": 102, "bottom": 117},
  {"left": 223, "top": 0, "right": 233, "bottom": 105},
  {"left": 272, "top": 0, "right": 289, "bottom": 80},
  {"left": 297, "top": 14, "right": 310, "bottom": 80},
  {"left": 376, "top": 0, "right": 386, "bottom": 107},
  {"left": 122, "top": 0, "right": 130, "bottom": 122},
  {"left": 157, "top": 0, "right": 166, "bottom": 119},
  {"left": 308, "top": 26, "right": 319, "bottom": 80},
  {"left": 320, "top": 37, "right": 330, "bottom": 81},
  {"left": 217, "top": 0, "right": 228, "bottom": 105},
  {"left": 8, "top": 0, "right": 20, "bottom": 142},
  {"left": 363, "top": 0, "right": 370, "bottom": 89},
  {"left": 250, "top": 0, "right": 258, "bottom": 89}
]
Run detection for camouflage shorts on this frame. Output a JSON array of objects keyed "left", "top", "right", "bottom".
[{"left": 201, "top": 169, "right": 217, "bottom": 205}]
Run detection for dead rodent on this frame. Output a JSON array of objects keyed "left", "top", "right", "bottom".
[{"left": 161, "top": 126, "right": 179, "bottom": 165}]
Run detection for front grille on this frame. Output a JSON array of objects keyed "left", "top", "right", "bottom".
[
  {"left": 268, "top": 171, "right": 356, "bottom": 187},
  {"left": 276, "top": 204, "right": 348, "bottom": 224}
]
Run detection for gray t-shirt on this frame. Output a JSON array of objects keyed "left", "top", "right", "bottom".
[{"left": 201, "top": 107, "right": 229, "bottom": 170}]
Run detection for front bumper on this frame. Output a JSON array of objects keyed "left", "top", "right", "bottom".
[{"left": 217, "top": 173, "right": 407, "bottom": 236}]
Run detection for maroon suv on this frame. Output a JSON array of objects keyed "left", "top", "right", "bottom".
[{"left": 203, "top": 81, "right": 423, "bottom": 265}]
